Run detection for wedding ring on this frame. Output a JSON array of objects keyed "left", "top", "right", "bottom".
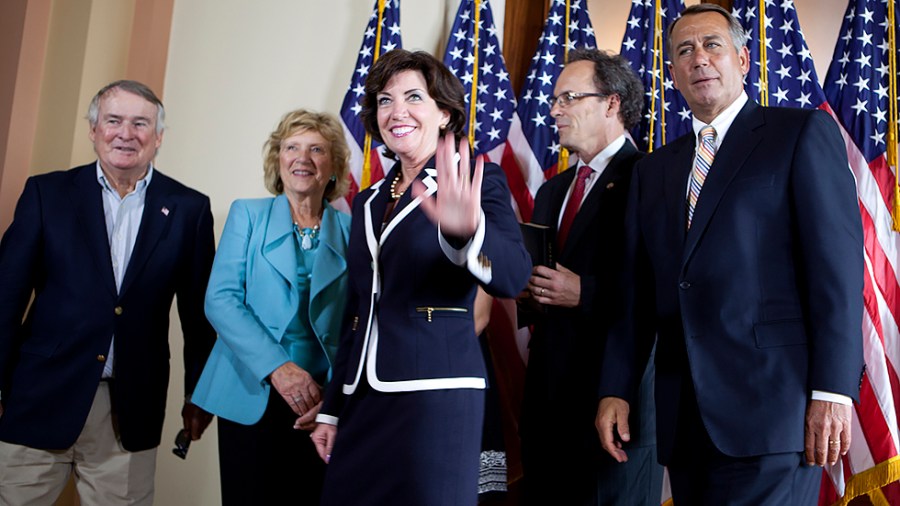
[
  {"left": 829, "top": 440, "right": 840, "bottom": 446},
  {"left": 540, "top": 288, "right": 545, "bottom": 296}
]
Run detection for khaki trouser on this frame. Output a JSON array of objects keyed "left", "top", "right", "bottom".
[{"left": 0, "top": 382, "right": 157, "bottom": 506}]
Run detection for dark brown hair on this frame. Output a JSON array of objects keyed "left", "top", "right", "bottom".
[{"left": 360, "top": 49, "right": 466, "bottom": 155}]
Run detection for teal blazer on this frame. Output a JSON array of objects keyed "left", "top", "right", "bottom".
[{"left": 192, "top": 196, "right": 350, "bottom": 425}]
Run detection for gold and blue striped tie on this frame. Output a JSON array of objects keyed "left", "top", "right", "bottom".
[{"left": 687, "top": 125, "right": 717, "bottom": 229}]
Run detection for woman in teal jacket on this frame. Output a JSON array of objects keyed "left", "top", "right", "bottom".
[{"left": 192, "top": 109, "right": 351, "bottom": 505}]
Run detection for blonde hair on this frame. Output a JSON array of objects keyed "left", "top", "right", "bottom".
[{"left": 262, "top": 109, "right": 350, "bottom": 200}]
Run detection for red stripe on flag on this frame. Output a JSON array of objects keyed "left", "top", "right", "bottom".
[
  {"left": 866, "top": 156, "right": 897, "bottom": 217},
  {"left": 345, "top": 178, "right": 360, "bottom": 208},
  {"left": 857, "top": 373, "right": 898, "bottom": 467},
  {"left": 818, "top": 468, "right": 839, "bottom": 506},
  {"left": 345, "top": 149, "right": 387, "bottom": 207},
  {"left": 859, "top": 198, "right": 900, "bottom": 328},
  {"left": 497, "top": 142, "right": 535, "bottom": 222}
]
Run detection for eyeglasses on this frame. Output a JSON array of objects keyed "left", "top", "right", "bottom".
[{"left": 549, "top": 91, "right": 608, "bottom": 108}]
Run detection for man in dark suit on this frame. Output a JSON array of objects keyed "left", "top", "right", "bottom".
[
  {"left": 519, "top": 49, "right": 662, "bottom": 505},
  {"left": 0, "top": 80, "right": 216, "bottom": 505},
  {"left": 596, "top": 5, "right": 864, "bottom": 505}
]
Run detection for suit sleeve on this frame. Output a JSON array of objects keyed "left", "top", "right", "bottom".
[
  {"left": 598, "top": 162, "right": 656, "bottom": 401},
  {"left": 790, "top": 110, "right": 864, "bottom": 401},
  {"left": 203, "top": 200, "right": 292, "bottom": 385},
  {"left": 438, "top": 163, "right": 532, "bottom": 298},
  {"left": 0, "top": 178, "right": 43, "bottom": 390},
  {"left": 176, "top": 195, "right": 218, "bottom": 396}
]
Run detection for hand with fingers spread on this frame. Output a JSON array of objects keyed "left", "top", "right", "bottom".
[
  {"left": 270, "top": 362, "right": 322, "bottom": 416},
  {"left": 414, "top": 133, "right": 483, "bottom": 241},
  {"left": 805, "top": 399, "right": 852, "bottom": 467}
]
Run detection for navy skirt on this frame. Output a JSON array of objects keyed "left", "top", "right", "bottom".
[{"left": 321, "top": 380, "right": 485, "bottom": 505}]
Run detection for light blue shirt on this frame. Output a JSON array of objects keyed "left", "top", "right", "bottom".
[{"left": 96, "top": 162, "right": 153, "bottom": 378}]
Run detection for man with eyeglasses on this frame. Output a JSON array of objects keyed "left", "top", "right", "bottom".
[{"left": 518, "top": 49, "right": 662, "bottom": 505}]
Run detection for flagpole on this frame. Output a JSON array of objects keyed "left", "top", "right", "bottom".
[
  {"left": 888, "top": 0, "right": 900, "bottom": 231},
  {"left": 757, "top": 0, "right": 768, "bottom": 106},
  {"left": 648, "top": 0, "right": 666, "bottom": 151},
  {"left": 559, "top": 0, "right": 571, "bottom": 172},
  {"left": 361, "top": 0, "right": 387, "bottom": 190},
  {"left": 468, "top": 0, "right": 482, "bottom": 153}
]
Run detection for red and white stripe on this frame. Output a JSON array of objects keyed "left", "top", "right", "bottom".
[{"left": 819, "top": 102, "right": 900, "bottom": 505}]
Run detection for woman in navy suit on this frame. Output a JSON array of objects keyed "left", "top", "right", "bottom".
[
  {"left": 311, "top": 50, "right": 531, "bottom": 505},
  {"left": 191, "top": 110, "right": 351, "bottom": 505}
]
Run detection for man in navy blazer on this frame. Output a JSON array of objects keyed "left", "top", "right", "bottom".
[
  {"left": 520, "top": 49, "right": 662, "bottom": 505},
  {"left": 595, "top": 5, "right": 864, "bottom": 505},
  {"left": 0, "top": 80, "right": 216, "bottom": 505}
]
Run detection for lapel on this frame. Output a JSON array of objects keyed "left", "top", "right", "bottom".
[
  {"left": 362, "top": 160, "right": 438, "bottom": 261},
  {"left": 560, "top": 141, "right": 638, "bottom": 258},
  {"left": 663, "top": 135, "right": 695, "bottom": 250},
  {"left": 261, "top": 194, "right": 300, "bottom": 290},
  {"left": 682, "top": 101, "right": 764, "bottom": 269},
  {"left": 546, "top": 167, "right": 576, "bottom": 226},
  {"left": 70, "top": 164, "right": 117, "bottom": 297},
  {"left": 309, "top": 203, "right": 348, "bottom": 312},
  {"left": 119, "top": 170, "right": 176, "bottom": 296}
]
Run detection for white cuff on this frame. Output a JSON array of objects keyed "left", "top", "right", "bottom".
[
  {"left": 437, "top": 210, "right": 491, "bottom": 284},
  {"left": 810, "top": 390, "right": 852, "bottom": 406},
  {"left": 315, "top": 414, "right": 339, "bottom": 425}
]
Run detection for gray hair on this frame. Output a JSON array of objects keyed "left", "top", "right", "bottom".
[
  {"left": 667, "top": 3, "right": 749, "bottom": 53},
  {"left": 87, "top": 80, "right": 166, "bottom": 134}
]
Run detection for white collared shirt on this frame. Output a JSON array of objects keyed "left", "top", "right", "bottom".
[
  {"left": 557, "top": 134, "right": 627, "bottom": 229},
  {"left": 96, "top": 162, "right": 153, "bottom": 378},
  {"left": 685, "top": 92, "right": 749, "bottom": 199}
]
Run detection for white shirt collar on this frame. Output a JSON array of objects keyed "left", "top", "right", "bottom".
[
  {"left": 96, "top": 162, "right": 154, "bottom": 194},
  {"left": 576, "top": 134, "right": 627, "bottom": 174},
  {"left": 691, "top": 91, "right": 748, "bottom": 149}
]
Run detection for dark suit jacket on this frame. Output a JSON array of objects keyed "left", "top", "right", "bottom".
[
  {"left": 521, "top": 140, "right": 648, "bottom": 457},
  {"left": 321, "top": 160, "right": 531, "bottom": 420},
  {"left": 600, "top": 102, "right": 865, "bottom": 463},
  {"left": 0, "top": 163, "right": 216, "bottom": 452}
]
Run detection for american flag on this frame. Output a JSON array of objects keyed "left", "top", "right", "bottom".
[
  {"left": 733, "top": 0, "right": 826, "bottom": 109},
  {"left": 504, "top": 0, "right": 597, "bottom": 221},
  {"left": 621, "top": 0, "right": 691, "bottom": 152},
  {"left": 821, "top": 0, "right": 900, "bottom": 503},
  {"left": 734, "top": 0, "right": 900, "bottom": 503},
  {"left": 339, "top": 0, "right": 402, "bottom": 208},
  {"left": 442, "top": 0, "right": 515, "bottom": 157}
]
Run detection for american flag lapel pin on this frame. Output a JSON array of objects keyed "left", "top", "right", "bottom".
[{"left": 161, "top": 206, "right": 169, "bottom": 216}]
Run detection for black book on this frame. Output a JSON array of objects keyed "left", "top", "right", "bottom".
[{"left": 519, "top": 222, "right": 555, "bottom": 268}]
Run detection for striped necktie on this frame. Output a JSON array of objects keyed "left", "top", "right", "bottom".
[{"left": 687, "top": 125, "right": 717, "bottom": 229}]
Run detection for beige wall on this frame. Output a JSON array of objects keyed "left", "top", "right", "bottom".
[
  {"left": 155, "top": 2, "right": 847, "bottom": 503},
  {"left": 0, "top": 1, "right": 857, "bottom": 504}
]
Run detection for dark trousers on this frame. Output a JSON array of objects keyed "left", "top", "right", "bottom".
[
  {"left": 668, "top": 378, "right": 821, "bottom": 506},
  {"left": 217, "top": 388, "right": 325, "bottom": 506}
]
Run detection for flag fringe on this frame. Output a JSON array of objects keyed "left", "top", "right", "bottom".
[{"left": 831, "top": 455, "right": 900, "bottom": 506}]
